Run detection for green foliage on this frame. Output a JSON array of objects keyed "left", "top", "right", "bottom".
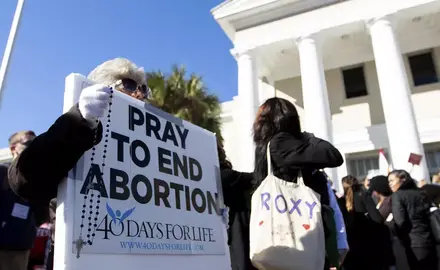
[{"left": 146, "top": 65, "right": 223, "bottom": 142}]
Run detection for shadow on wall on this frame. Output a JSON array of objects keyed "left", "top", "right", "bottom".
[{"left": 366, "top": 124, "right": 389, "bottom": 149}]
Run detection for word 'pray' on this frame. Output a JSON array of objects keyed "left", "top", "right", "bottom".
[{"left": 129, "top": 105, "right": 189, "bottom": 149}]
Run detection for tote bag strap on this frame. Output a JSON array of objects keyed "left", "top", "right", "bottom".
[
  {"left": 266, "top": 142, "right": 272, "bottom": 175},
  {"left": 267, "top": 142, "right": 305, "bottom": 186},
  {"left": 297, "top": 170, "right": 305, "bottom": 186}
]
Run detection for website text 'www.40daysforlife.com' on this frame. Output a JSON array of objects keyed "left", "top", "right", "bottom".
[{"left": 120, "top": 241, "right": 205, "bottom": 252}]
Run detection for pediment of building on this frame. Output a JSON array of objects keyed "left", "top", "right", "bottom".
[{"left": 211, "top": 0, "right": 283, "bottom": 20}]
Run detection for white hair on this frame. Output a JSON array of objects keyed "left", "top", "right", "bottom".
[{"left": 87, "top": 58, "right": 146, "bottom": 86}]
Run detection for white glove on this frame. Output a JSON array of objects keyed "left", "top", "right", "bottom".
[{"left": 78, "top": 84, "right": 111, "bottom": 128}]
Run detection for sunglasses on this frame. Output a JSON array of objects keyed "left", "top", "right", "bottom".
[{"left": 113, "top": 78, "right": 151, "bottom": 99}]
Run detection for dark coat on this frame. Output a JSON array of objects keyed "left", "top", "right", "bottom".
[
  {"left": 341, "top": 186, "right": 375, "bottom": 270},
  {"left": 392, "top": 180, "right": 435, "bottom": 248},
  {"left": 220, "top": 169, "right": 256, "bottom": 270},
  {"left": 364, "top": 195, "right": 397, "bottom": 268},
  {"left": 0, "top": 164, "right": 37, "bottom": 250},
  {"left": 254, "top": 132, "right": 344, "bottom": 206},
  {"left": 8, "top": 105, "right": 102, "bottom": 206},
  {"left": 392, "top": 180, "right": 438, "bottom": 269},
  {"left": 421, "top": 184, "right": 440, "bottom": 206}
]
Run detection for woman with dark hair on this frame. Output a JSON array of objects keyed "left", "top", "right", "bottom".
[
  {"left": 389, "top": 170, "right": 438, "bottom": 270},
  {"left": 340, "top": 175, "right": 375, "bottom": 270},
  {"left": 252, "top": 97, "right": 344, "bottom": 269},
  {"left": 217, "top": 140, "right": 256, "bottom": 270}
]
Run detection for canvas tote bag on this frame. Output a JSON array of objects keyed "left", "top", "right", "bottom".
[{"left": 249, "top": 143, "right": 326, "bottom": 270}]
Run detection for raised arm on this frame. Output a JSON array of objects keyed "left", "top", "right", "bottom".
[
  {"left": 364, "top": 192, "right": 385, "bottom": 223},
  {"left": 8, "top": 105, "right": 102, "bottom": 206},
  {"left": 270, "top": 132, "right": 343, "bottom": 169}
]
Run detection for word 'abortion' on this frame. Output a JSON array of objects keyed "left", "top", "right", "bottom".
[{"left": 80, "top": 105, "right": 217, "bottom": 215}]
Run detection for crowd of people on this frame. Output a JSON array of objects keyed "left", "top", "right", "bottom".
[{"left": 1, "top": 58, "right": 439, "bottom": 270}]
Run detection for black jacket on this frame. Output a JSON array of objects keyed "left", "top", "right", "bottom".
[
  {"left": 421, "top": 184, "right": 440, "bottom": 206},
  {"left": 8, "top": 105, "right": 102, "bottom": 206},
  {"left": 255, "top": 132, "right": 343, "bottom": 206},
  {"left": 364, "top": 195, "right": 396, "bottom": 268},
  {"left": 221, "top": 169, "right": 256, "bottom": 270},
  {"left": 392, "top": 179, "right": 434, "bottom": 248},
  {"left": 341, "top": 186, "right": 378, "bottom": 270}
]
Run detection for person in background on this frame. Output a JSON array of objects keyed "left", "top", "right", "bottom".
[
  {"left": 364, "top": 175, "right": 402, "bottom": 270},
  {"left": 321, "top": 170, "right": 349, "bottom": 265},
  {"left": 340, "top": 175, "right": 380, "bottom": 270},
  {"left": 417, "top": 179, "right": 427, "bottom": 188},
  {"left": 432, "top": 174, "right": 440, "bottom": 185},
  {"left": 327, "top": 179, "right": 338, "bottom": 196},
  {"left": 252, "top": 97, "right": 344, "bottom": 269},
  {"left": 389, "top": 170, "right": 438, "bottom": 270},
  {"left": 363, "top": 177, "right": 370, "bottom": 191},
  {"left": 28, "top": 216, "right": 50, "bottom": 270},
  {"left": 8, "top": 58, "right": 149, "bottom": 210},
  {"left": 45, "top": 198, "right": 57, "bottom": 270},
  {"left": 421, "top": 182, "right": 440, "bottom": 207},
  {"left": 217, "top": 140, "right": 256, "bottom": 270},
  {"left": 0, "top": 131, "right": 45, "bottom": 270}
]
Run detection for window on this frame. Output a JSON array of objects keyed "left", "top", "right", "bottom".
[
  {"left": 425, "top": 148, "right": 440, "bottom": 175},
  {"left": 346, "top": 157, "right": 379, "bottom": 180},
  {"left": 408, "top": 51, "right": 438, "bottom": 86},
  {"left": 342, "top": 66, "right": 368, "bottom": 98}
]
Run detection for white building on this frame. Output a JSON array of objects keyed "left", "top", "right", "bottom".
[
  {"left": 0, "top": 148, "right": 12, "bottom": 164},
  {"left": 212, "top": 0, "right": 440, "bottom": 192},
  {"left": 2, "top": 1, "right": 440, "bottom": 193}
]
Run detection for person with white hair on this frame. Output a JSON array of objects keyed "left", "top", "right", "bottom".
[
  {"left": 7, "top": 57, "right": 148, "bottom": 210},
  {"left": 87, "top": 57, "right": 151, "bottom": 101},
  {"left": 7, "top": 58, "right": 149, "bottom": 270}
]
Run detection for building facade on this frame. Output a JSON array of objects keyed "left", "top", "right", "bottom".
[
  {"left": 0, "top": 148, "right": 12, "bottom": 164},
  {"left": 212, "top": 0, "right": 440, "bottom": 192}
]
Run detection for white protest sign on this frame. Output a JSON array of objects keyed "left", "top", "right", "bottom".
[{"left": 54, "top": 73, "right": 230, "bottom": 270}]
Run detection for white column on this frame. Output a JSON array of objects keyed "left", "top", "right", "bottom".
[
  {"left": 368, "top": 17, "right": 429, "bottom": 181},
  {"left": 232, "top": 49, "right": 259, "bottom": 172},
  {"left": 296, "top": 35, "right": 338, "bottom": 183}
]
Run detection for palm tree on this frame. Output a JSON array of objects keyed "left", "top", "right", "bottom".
[{"left": 146, "top": 65, "right": 223, "bottom": 142}]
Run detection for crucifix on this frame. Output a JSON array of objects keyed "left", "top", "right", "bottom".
[{"left": 73, "top": 236, "right": 86, "bottom": 258}]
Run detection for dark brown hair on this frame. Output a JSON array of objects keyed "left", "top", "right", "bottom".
[
  {"left": 217, "top": 137, "right": 232, "bottom": 170},
  {"left": 253, "top": 97, "right": 302, "bottom": 186},
  {"left": 253, "top": 97, "right": 302, "bottom": 146},
  {"left": 342, "top": 175, "right": 359, "bottom": 212}
]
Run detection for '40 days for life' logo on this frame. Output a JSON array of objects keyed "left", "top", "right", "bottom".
[
  {"left": 106, "top": 203, "right": 136, "bottom": 225},
  {"left": 96, "top": 203, "right": 136, "bottom": 239},
  {"left": 94, "top": 203, "right": 136, "bottom": 239},
  {"left": 96, "top": 203, "right": 136, "bottom": 240}
]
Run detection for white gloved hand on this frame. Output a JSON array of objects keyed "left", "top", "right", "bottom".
[{"left": 78, "top": 84, "right": 112, "bottom": 128}]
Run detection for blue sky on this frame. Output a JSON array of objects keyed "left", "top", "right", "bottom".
[{"left": 0, "top": 0, "right": 236, "bottom": 148}]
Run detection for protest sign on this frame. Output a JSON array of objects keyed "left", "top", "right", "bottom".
[
  {"left": 408, "top": 153, "right": 423, "bottom": 166},
  {"left": 55, "top": 73, "right": 230, "bottom": 270}
]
